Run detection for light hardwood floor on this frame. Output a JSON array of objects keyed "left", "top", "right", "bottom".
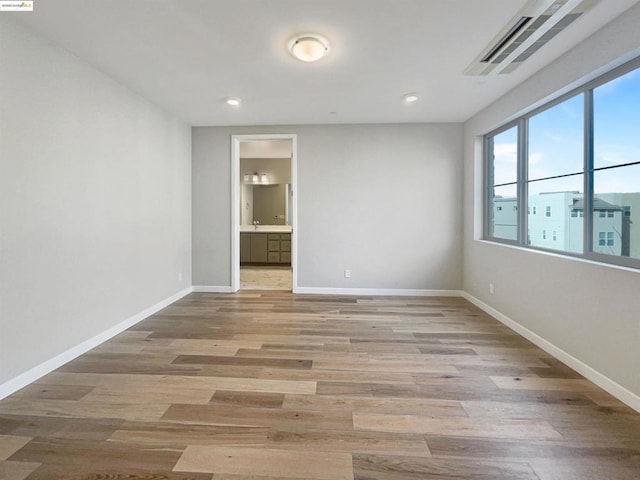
[{"left": 0, "top": 291, "right": 638, "bottom": 479}]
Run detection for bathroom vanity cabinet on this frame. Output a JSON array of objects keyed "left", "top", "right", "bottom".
[{"left": 241, "top": 232, "right": 291, "bottom": 265}]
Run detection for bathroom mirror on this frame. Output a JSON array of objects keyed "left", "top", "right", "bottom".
[
  {"left": 240, "top": 156, "right": 291, "bottom": 226},
  {"left": 241, "top": 183, "right": 291, "bottom": 225}
]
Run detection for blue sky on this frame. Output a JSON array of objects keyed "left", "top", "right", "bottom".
[{"left": 492, "top": 67, "right": 640, "bottom": 196}]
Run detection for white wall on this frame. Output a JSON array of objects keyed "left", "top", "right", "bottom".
[
  {"left": 193, "top": 124, "right": 463, "bottom": 291},
  {"left": 463, "top": 4, "right": 640, "bottom": 400},
  {"left": 0, "top": 19, "right": 192, "bottom": 387}
]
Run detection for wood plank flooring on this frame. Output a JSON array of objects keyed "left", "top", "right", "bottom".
[{"left": 0, "top": 291, "right": 638, "bottom": 479}]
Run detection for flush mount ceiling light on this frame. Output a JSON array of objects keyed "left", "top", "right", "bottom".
[
  {"left": 226, "top": 97, "right": 241, "bottom": 106},
  {"left": 288, "top": 34, "right": 330, "bottom": 62},
  {"left": 403, "top": 93, "right": 419, "bottom": 103}
]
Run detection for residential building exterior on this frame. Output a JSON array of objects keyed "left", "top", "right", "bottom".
[{"left": 492, "top": 191, "right": 639, "bottom": 258}]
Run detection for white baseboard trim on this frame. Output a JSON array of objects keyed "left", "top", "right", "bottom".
[
  {"left": 0, "top": 286, "right": 194, "bottom": 401},
  {"left": 294, "top": 287, "right": 463, "bottom": 297},
  {"left": 461, "top": 291, "right": 640, "bottom": 413},
  {"left": 192, "top": 285, "right": 235, "bottom": 293}
]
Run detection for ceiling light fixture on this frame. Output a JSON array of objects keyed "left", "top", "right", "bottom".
[
  {"left": 226, "top": 97, "right": 241, "bottom": 106},
  {"left": 403, "top": 93, "right": 419, "bottom": 103},
  {"left": 244, "top": 172, "right": 268, "bottom": 184},
  {"left": 288, "top": 34, "right": 330, "bottom": 62}
]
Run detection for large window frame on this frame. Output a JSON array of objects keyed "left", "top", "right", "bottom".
[
  {"left": 484, "top": 120, "right": 522, "bottom": 246},
  {"left": 484, "top": 56, "right": 640, "bottom": 270}
]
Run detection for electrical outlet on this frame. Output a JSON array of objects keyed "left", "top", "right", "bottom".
[
  {"left": 178, "top": 272, "right": 183, "bottom": 282},
  {"left": 489, "top": 283, "right": 494, "bottom": 294},
  {"left": 344, "top": 269, "right": 351, "bottom": 278}
]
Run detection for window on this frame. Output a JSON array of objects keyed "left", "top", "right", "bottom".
[
  {"left": 527, "top": 93, "right": 584, "bottom": 253},
  {"left": 486, "top": 125, "right": 518, "bottom": 241},
  {"left": 484, "top": 57, "right": 640, "bottom": 269},
  {"left": 592, "top": 65, "right": 640, "bottom": 261}
]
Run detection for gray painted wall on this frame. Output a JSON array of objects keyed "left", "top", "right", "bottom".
[
  {"left": 193, "top": 124, "right": 463, "bottom": 290},
  {"left": 463, "top": 4, "right": 640, "bottom": 397},
  {"left": 0, "top": 19, "right": 192, "bottom": 385}
]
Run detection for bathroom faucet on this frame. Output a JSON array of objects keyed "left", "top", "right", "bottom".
[{"left": 253, "top": 220, "right": 260, "bottom": 230}]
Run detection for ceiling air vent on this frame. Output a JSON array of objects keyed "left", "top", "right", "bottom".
[{"left": 464, "top": 0, "right": 600, "bottom": 76}]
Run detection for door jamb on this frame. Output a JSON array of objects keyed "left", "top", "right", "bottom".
[{"left": 231, "top": 134, "right": 298, "bottom": 292}]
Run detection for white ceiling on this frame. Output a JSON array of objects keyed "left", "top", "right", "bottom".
[{"left": 14, "top": 0, "right": 639, "bottom": 126}]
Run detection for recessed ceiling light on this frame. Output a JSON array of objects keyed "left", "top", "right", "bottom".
[
  {"left": 226, "top": 97, "right": 241, "bottom": 106},
  {"left": 403, "top": 93, "right": 419, "bottom": 103},
  {"left": 288, "top": 34, "right": 330, "bottom": 62}
]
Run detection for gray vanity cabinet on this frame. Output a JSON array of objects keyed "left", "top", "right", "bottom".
[
  {"left": 241, "top": 232, "right": 291, "bottom": 264},
  {"left": 240, "top": 233, "right": 267, "bottom": 263}
]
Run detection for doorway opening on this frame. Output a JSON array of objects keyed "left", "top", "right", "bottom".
[{"left": 231, "top": 134, "right": 297, "bottom": 292}]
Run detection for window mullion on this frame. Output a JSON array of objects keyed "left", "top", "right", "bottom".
[
  {"left": 518, "top": 118, "right": 528, "bottom": 246},
  {"left": 484, "top": 136, "right": 494, "bottom": 238},
  {"left": 584, "top": 88, "right": 594, "bottom": 256}
]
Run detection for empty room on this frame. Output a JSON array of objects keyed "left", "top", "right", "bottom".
[{"left": 1, "top": 1, "right": 639, "bottom": 479}]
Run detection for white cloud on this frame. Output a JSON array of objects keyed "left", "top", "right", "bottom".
[
  {"left": 596, "top": 144, "right": 640, "bottom": 166},
  {"left": 493, "top": 143, "right": 517, "bottom": 163},
  {"left": 529, "top": 152, "right": 543, "bottom": 164}
]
